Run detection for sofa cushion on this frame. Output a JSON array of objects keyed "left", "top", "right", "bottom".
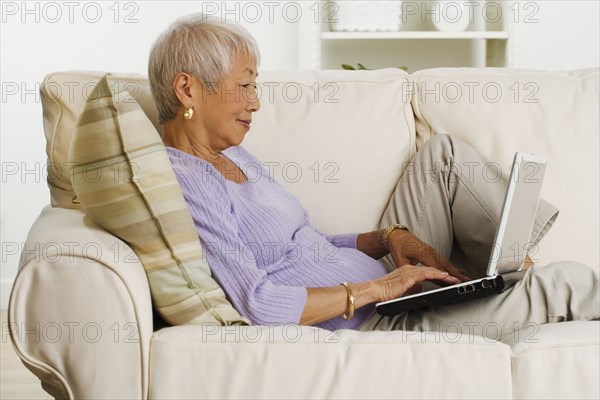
[
  {"left": 500, "top": 321, "right": 600, "bottom": 399},
  {"left": 411, "top": 68, "right": 599, "bottom": 270},
  {"left": 243, "top": 69, "right": 416, "bottom": 234},
  {"left": 69, "top": 74, "right": 248, "bottom": 326},
  {"left": 150, "top": 325, "right": 513, "bottom": 399},
  {"left": 41, "top": 71, "right": 163, "bottom": 209}
]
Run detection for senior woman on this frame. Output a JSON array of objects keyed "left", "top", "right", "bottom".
[{"left": 148, "top": 14, "right": 599, "bottom": 336}]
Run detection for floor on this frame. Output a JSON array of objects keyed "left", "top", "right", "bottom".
[{"left": 1, "top": 309, "right": 51, "bottom": 400}]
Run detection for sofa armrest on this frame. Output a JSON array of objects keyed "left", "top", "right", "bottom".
[{"left": 8, "top": 206, "right": 153, "bottom": 399}]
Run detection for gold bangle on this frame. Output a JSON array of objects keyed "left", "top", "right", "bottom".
[
  {"left": 340, "top": 282, "right": 355, "bottom": 321},
  {"left": 381, "top": 224, "right": 410, "bottom": 250}
]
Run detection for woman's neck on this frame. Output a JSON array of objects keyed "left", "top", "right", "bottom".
[{"left": 162, "top": 119, "right": 222, "bottom": 161}]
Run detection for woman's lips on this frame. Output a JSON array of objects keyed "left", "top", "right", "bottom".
[{"left": 237, "top": 120, "right": 251, "bottom": 128}]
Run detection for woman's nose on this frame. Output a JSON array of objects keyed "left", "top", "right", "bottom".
[{"left": 247, "top": 91, "right": 260, "bottom": 112}]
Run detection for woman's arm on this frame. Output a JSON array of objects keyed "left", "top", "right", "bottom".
[
  {"left": 358, "top": 228, "right": 470, "bottom": 282},
  {"left": 300, "top": 282, "right": 376, "bottom": 326},
  {"left": 299, "top": 264, "right": 460, "bottom": 326}
]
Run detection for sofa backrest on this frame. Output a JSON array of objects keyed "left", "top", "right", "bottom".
[
  {"left": 243, "top": 69, "right": 415, "bottom": 234},
  {"left": 41, "top": 68, "right": 599, "bottom": 270},
  {"left": 411, "top": 67, "right": 599, "bottom": 268},
  {"left": 40, "top": 69, "right": 416, "bottom": 235}
]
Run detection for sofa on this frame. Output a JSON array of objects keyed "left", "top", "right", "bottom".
[{"left": 8, "top": 67, "right": 599, "bottom": 399}]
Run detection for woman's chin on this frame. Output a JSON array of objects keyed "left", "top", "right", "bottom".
[
  {"left": 238, "top": 127, "right": 250, "bottom": 141},
  {"left": 231, "top": 132, "right": 247, "bottom": 146}
]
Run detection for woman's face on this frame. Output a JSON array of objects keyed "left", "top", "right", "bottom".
[{"left": 191, "top": 53, "right": 260, "bottom": 149}]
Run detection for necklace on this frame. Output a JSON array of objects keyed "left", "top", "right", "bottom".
[{"left": 191, "top": 145, "right": 222, "bottom": 163}]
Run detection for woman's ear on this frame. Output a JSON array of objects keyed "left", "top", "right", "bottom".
[{"left": 172, "top": 72, "right": 195, "bottom": 107}]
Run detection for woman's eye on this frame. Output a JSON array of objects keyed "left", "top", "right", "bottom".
[{"left": 239, "top": 83, "right": 258, "bottom": 100}]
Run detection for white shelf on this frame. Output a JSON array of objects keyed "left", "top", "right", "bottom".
[
  {"left": 322, "top": 31, "right": 509, "bottom": 40},
  {"left": 297, "top": 1, "right": 514, "bottom": 69}
]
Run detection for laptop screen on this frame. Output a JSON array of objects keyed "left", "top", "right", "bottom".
[{"left": 486, "top": 153, "right": 547, "bottom": 276}]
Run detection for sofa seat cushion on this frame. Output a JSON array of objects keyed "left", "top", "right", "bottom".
[
  {"left": 500, "top": 321, "right": 600, "bottom": 399},
  {"left": 243, "top": 69, "right": 416, "bottom": 234},
  {"left": 149, "top": 325, "right": 513, "bottom": 399},
  {"left": 411, "top": 68, "right": 600, "bottom": 271},
  {"left": 69, "top": 74, "right": 247, "bottom": 326}
]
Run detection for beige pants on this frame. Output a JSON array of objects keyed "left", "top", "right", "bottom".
[{"left": 360, "top": 135, "right": 599, "bottom": 339}]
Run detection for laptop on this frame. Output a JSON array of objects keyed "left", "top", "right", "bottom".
[{"left": 376, "top": 152, "right": 547, "bottom": 316}]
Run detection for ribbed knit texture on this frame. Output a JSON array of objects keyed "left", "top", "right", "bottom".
[{"left": 167, "top": 145, "right": 388, "bottom": 330}]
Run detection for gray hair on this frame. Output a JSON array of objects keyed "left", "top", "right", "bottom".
[{"left": 148, "top": 13, "right": 261, "bottom": 123}]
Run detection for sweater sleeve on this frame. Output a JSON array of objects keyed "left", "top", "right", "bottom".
[
  {"left": 303, "top": 210, "right": 359, "bottom": 249},
  {"left": 236, "top": 145, "right": 360, "bottom": 250},
  {"left": 171, "top": 161, "right": 307, "bottom": 326}
]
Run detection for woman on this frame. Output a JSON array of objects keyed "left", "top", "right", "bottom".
[{"left": 148, "top": 14, "right": 599, "bottom": 336}]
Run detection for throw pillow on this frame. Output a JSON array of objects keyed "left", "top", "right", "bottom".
[{"left": 69, "top": 74, "right": 249, "bottom": 326}]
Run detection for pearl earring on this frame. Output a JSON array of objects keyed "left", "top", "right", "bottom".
[{"left": 183, "top": 107, "right": 194, "bottom": 120}]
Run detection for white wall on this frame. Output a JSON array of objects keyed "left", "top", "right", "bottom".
[
  {"left": 512, "top": 0, "right": 600, "bottom": 69},
  {"left": 1, "top": 0, "right": 598, "bottom": 309},
  {"left": 0, "top": 0, "right": 300, "bottom": 308}
]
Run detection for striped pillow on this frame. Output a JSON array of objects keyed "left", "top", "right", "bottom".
[{"left": 69, "top": 74, "right": 249, "bottom": 326}]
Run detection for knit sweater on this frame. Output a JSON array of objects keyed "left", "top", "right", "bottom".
[{"left": 166, "top": 145, "right": 389, "bottom": 330}]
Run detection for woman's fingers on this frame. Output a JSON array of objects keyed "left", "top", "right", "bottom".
[
  {"left": 376, "top": 265, "right": 462, "bottom": 302},
  {"left": 438, "top": 256, "right": 470, "bottom": 282},
  {"left": 432, "top": 273, "right": 462, "bottom": 286},
  {"left": 418, "top": 246, "right": 470, "bottom": 282},
  {"left": 410, "top": 266, "right": 461, "bottom": 288},
  {"left": 419, "top": 266, "right": 459, "bottom": 283},
  {"left": 393, "top": 233, "right": 470, "bottom": 281}
]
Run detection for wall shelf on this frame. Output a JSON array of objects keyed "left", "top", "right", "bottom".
[
  {"left": 322, "top": 31, "right": 509, "bottom": 40},
  {"left": 298, "top": 1, "right": 515, "bottom": 70}
]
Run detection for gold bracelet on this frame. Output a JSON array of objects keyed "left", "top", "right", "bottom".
[
  {"left": 381, "top": 224, "right": 410, "bottom": 250},
  {"left": 340, "top": 282, "right": 355, "bottom": 321}
]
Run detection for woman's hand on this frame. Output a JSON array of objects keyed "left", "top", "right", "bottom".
[
  {"left": 387, "top": 229, "right": 470, "bottom": 282},
  {"left": 300, "top": 265, "right": 461, "bottom": 325},
  {"left": 372, "top": 264, "right": 462, "bottom": 302},
  {"left": 301, "top": 229, "right": 470, "bottom": 326}
]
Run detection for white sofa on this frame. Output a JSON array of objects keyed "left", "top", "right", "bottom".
[{"left": 8, "top": 67, "right": 599, "bottom": 399}]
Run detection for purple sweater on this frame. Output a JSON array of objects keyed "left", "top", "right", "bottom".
[{"left": 167, "top": 145, "right": 389, "bottom": 330}]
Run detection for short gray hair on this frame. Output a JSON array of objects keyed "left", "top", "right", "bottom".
[{"left": 148, "top": 13, "right": 261, "bottom": 123}]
